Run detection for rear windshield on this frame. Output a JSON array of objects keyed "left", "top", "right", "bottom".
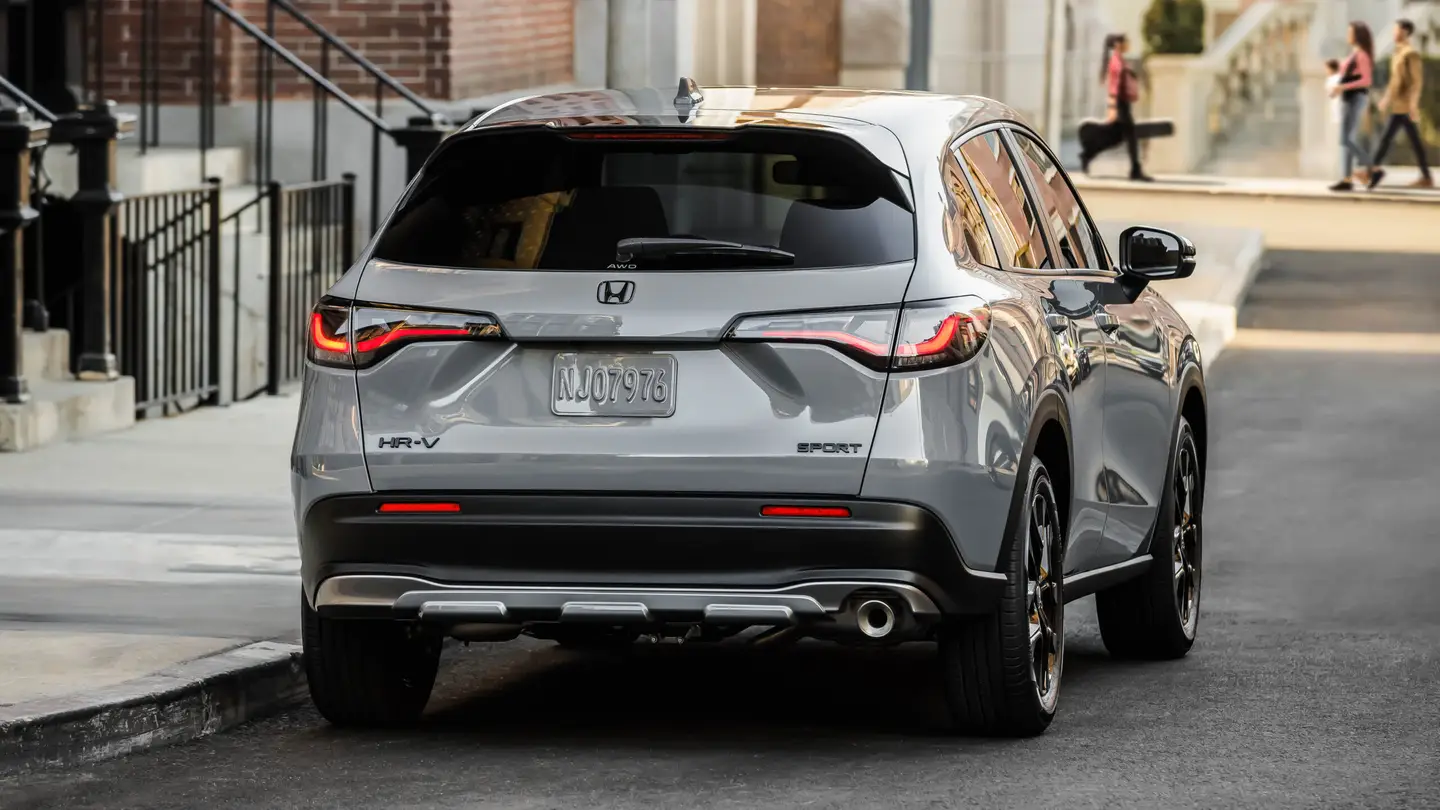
[{"left": 373, "top": 128, "right": 915, "bottom": 271}]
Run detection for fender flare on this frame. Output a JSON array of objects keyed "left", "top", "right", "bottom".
[
  {"left": 1134, "top": 359, "right": 1207, "bottom": 556},
  {"left": 992, "top": 386, "right": 1073, "bottom": 572}
]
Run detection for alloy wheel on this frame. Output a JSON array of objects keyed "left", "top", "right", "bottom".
[
  {"left": 1172, "top": 433, "right": 1202, "bottom": 640},
  {"left": 1026, "top": 473, "right": 1063, "bottom": 713}
]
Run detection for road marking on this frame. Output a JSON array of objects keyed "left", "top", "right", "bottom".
[
  {"left": 0, "top": 529, "right": 298, "bottom": 584},
  {"left": 1230, "top": 329, "right": 1440, "bottom": 355}
]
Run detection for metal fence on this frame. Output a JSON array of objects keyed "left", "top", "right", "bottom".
[
  {"left": 263, "top": 176, "right": 355, "bottom": 396},
  {"left": 112, "top": 182, "right": 224, "bottom": 416}
]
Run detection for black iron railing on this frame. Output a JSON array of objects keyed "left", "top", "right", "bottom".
[
  {"left": 264, "top": 176, "right": 355, "bottom": 395},
  {"left": 111, "top": 182, "right": 224, "bottom": 415},
  {"left": 0, "top": 76, "right": 58, "bottom": 335},
  {"left": 197, "top": 0, "right": 450, "bottom": 235}
]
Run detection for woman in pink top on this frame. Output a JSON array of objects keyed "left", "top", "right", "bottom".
[
  {"left": 1080, "top": 33, "right": 1151, "bottom": 181},
  {"left": 1330, "top": 21, "right": 1376, "bottom": 191}
]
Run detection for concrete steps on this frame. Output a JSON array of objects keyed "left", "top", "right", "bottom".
[
  {"left": 0, "top": 330, "right": 136, "bottom": 453},
  {"left": 1201, "top": 75, "right": 1304, "bottom": 178}
]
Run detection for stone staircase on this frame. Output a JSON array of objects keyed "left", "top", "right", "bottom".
[
  {"left": 1200, "top": 74, "right": 1304, "bottom": 178},
  {"left": 1, "top": 142, "right": 259, "bottom": 453},
  {"left": 0, "top": 330, "right": 135, "bottom": 452}
]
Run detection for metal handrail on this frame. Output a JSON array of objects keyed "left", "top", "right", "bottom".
[
  {"left": 0, "top": 75, "right": 57, "bottom": 123},
  {"left": 203, "top": 0, "right": 389, "bottom": 133},
  {"left": 268, "top": 0, "right": 449, "bottom": 125}
]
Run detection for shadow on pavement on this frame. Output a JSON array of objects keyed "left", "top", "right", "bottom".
[{"left": 316, "top": 636, "right": 1130, "bottom": 748}]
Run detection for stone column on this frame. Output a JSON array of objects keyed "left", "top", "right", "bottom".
[
  {"left": 690, "top": 0, "right": 756, "bottom": 85},
  {"left": 1144, "top": 55, "right": 1209, "bottom": 174},
  {"left": 840, "top": 0, "right": 910, "bottom": 89}
]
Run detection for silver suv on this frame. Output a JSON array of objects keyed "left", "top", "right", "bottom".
[{"left": 293, "top": 83, "right": 1207, "bottom": 737}]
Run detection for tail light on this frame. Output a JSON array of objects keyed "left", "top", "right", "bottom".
[
  {"left": 308, "top": 298, "right": 504, "bottom": 369},
  {"left": 725, "top": 297, "right": 989, "bottom": 372}
]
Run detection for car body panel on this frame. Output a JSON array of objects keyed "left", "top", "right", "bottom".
[{"left": 293, "top": 84, "right": 1202, "bottom": 611}]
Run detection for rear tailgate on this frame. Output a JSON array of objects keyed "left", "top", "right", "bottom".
[{"left": 338, "top": 124, "right": 918, "bottom": 496}]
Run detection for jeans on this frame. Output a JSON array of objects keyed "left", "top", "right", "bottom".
[
  {"left": 1373, "top": 113, "right": 1433, "bottom": 179},
  {"left": 1340, "top": 92, "right": 1373, "bottom": 177}
]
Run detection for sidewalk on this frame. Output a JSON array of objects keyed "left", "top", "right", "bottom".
[{"left": 0, "top": 393, "right": 305, "bottom": 774}]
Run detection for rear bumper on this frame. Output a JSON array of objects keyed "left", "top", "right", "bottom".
[{"left": 300, "top": 494, "right": 1008, "bottom": 619}]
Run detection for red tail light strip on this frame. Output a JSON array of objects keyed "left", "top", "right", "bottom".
[
  {"left": 897, "top": 313, "right": 964, "bottom": 357},
  {"left": 351, "top": 326, "right": 473, "bottom": 354},
  {"left": 761, "top": 505, "right": 852, "bottom": 518},
  {"left": 378, "top": 502, "right": 462, "bottom": 514},
  {"left": 755, "top": 329, "right": 891, "bottom": 357}
]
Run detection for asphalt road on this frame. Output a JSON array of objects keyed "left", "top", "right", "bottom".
[{"left": 4, "top": 250, "right": 1439, "bottom": 809}]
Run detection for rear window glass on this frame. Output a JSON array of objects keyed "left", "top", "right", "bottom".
[{"left": 373, "top": 129, "right": 915, "bottom": 271}]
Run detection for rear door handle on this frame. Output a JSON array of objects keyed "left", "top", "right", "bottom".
[
  {"left": 1043, "top": 313, "right": 1070, "bottom": 333},
  {"left": 1095, "top": 312, "right": 1121, "bottom": 333}
]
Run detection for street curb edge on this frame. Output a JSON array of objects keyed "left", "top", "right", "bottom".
[{"left": 0, "top": 641, "right": 305, "bottom": 776}]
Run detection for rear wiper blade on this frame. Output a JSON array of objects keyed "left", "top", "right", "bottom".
[{"left": 616, "top": 238, "right": 795, "bottom": 267}]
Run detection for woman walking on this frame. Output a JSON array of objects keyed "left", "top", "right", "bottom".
[
  {"left": 1330, "top": 21, "right": 1376, "bottom": 192},
  {"left": 1079, "top": 33, "right": 1152, "bottom": 182}
]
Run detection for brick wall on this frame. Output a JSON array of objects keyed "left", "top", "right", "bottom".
[
  {"left": 756, "top": 0, "right": 842, "bottom": 86},
  {"left": 449, "top": 0, "right": 575, "bottom": 100},
  {"left": 94, "top": 0, "right": 239, "bottom": 105},
  {"left": 91, "top": 0, "right": 574, "bottom": 105}
]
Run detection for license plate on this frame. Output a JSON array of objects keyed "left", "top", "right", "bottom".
[{"left": 551, "top": 353, "right": 677, "bottom": 417}]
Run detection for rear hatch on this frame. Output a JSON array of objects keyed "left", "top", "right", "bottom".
[{"left": 327, "top": 124, "right": 922, "bottom": 496}]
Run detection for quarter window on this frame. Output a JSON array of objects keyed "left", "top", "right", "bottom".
[
  {"left": 955, "top": 132, "right": 1051, "bottom": 270},
  {"left": 942, "top": 149, "right": 999, "bottom": 267},
  {"left": 1010, "top": 131, "right": 1103, "bottom": 270}
]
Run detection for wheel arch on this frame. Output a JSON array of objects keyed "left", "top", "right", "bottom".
[{"left": 994, "top": 387, "right": 1073, "bottom": 571}]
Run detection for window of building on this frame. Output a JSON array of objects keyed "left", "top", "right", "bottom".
[{"left": 954, "top": 131, "right": 1051, "bottom": 270}]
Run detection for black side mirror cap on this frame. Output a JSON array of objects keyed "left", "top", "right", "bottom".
[{"left": 1118, "top": 226, "right": 1196, "bottom": 282}]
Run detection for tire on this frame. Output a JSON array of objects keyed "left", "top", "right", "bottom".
[
  {"left": 1095, "top": 416, "right": 1203, "bottom": 660},
  {"left": 301, "top": 594, "right": 442, "bottom": 728},
  {"left": 939, "top": 456, "right": 1064, "bottom": 737}
]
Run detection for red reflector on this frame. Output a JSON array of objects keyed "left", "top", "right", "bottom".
[
  {"left": 761, "top": 505, "right": 851, "bottom": 518},
  {"left": 378, "top": 502, "right": 461, "bottom": 514}
]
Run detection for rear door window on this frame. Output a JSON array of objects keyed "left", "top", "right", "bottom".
[
  {"left": 954, "top": 132, "right": 1051, "bottom": 271},
  {"left": 1009, "top": 131, "right": 1105, "bottom": 270},
  {"left": 942, "top": 148, "right": 1000, "bottom": 268},
  {"left": 373, "top": 129, "right": 916, "bottom": 271}
]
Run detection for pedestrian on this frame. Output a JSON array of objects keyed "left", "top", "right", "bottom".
[
  {"left": 1079, "top": 33, "right": 1152, "bottom": 182},
  {"left": 1367, "top": 18, "right": 1433, "bottom": 189},
  {"left": 1329, "top": 21, "right": 1377, "bottom": 192},
  {"left": 1325, "top": 58, "right": 1343, "bottom": 124}
]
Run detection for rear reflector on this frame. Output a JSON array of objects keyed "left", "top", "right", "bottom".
[
  {"left": 378, "top": 502, "right": 461, "bottom": 514},
  {"left": 761, "top": 505, "right": 851, "bottom": 518}
]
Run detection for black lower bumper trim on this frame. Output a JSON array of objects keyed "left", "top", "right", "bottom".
[{"left": 300, "top": 494, "right": 1006, "bottom": 615}]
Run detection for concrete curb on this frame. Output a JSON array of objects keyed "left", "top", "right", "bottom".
[
  {"left": 0, "top": 641, "right": 304, "bottom": 776},
  {"left": 1168, "top": 228, "right": 1267, "bottom": 373}
]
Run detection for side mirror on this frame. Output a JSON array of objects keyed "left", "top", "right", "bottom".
[{"left": 1118, "top": 226, "right": 1196, "bottom": 282}]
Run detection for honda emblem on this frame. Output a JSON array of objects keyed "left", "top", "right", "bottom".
[{"left": 598, "top": 280, "right": 636, "bottom": 305}]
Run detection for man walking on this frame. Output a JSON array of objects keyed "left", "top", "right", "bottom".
[{"left": 1369, "top": 19, "right": 1433, "bottom": 190}]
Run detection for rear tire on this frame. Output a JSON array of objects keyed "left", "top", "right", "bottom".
[
  {"left": 1095, "top": 416, "right": 1202, "bottom": 660},
  {"left": 301, "top": 594, "right": 442, "bottom": 728},
  {"left": 938, "top": 456, "right": 1064, "bottom": 737}
]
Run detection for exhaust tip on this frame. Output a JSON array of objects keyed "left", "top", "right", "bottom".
[{"left": 856, "top": 599, "right": 896, "bottom": 639}]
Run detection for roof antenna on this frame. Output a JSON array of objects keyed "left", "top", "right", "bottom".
[{"left": 674, "top": 77, "right": 704, "bottom": 115}]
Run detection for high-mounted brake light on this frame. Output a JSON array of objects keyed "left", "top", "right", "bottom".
[
  {"left": 761, "top": 505, "right": 851, "bottom": 518},
  {"left": 307, "top": 299, "right": 504, "bottom": 369},
  {"left": 564, "top": 131, "right": 732, "bottom": 141},
  {"left": 725, "top": 298, "right": 989, "bottom": 372}
]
